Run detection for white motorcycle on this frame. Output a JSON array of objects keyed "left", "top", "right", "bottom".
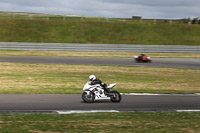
[{"left": 82, "top": 82, "right": 121, "bottom": 103}]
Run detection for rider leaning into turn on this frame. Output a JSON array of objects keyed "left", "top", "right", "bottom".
[{"left": 88, "top": 75, "right": 108, "bottom": 93}]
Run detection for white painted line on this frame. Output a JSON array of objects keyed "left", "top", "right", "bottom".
[
  {"left": 176, "top": 110, "right": 200, "bottom": 112},
  {"left": 56, "top": 110, "right": 119, "bottom": 114},
  {"left": 121, "top": 93, "right": 199, "bottom": 96},
  {"left": 121, "top": 93, "right": 161, "bottom": 96}
]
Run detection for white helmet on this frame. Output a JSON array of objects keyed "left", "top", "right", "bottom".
[{"left": 89, "top": 75, "right": 96, "bottom": 81}]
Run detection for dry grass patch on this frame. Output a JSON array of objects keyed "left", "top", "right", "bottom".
[{"left": 0, "top": 62, "right": 200, "bottom": 93}]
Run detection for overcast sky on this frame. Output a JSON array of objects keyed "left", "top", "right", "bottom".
[{"left": 0, "top": 0, "right": 199, "bottom": 19}]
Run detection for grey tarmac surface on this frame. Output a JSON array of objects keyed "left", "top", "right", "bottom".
[
  {"left": 0, "top": 94, "right": 200, "bottom": 113},
  {"left": 0, "top": 56, "right": 200, "bottom": 69},
  {"left": 0, "top": 42, "right": 200, "bottom": 113},
  {"left": 0, "top": 42, "right": 200, "bottom": 53},
  {"left": 0, "top": 57, "right": 199, "bottom": 113}
]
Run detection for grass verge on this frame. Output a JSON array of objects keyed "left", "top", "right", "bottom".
[
  {"left": 0, "top": 19, "right": 200, "bottom": 45},
  {"left": 1, "top": 49, "right": 200, "bottom": 58},
  {"left": 0, "top": 62, "right": 200, "bottom": 94},
  {"left": 0, "top": 112, "right": 200, "bottom": 133}
]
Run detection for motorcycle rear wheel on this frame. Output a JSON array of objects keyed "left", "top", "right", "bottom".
[
  {"left": 110, "top": 91, "right": 121, "bottom": 102},
  {"left": 82, "top": 91, "right": 95, "bottom": 103}
]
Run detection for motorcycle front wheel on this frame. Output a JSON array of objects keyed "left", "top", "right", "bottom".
[
  {"left": 110, "top": 91, "right": 121, "bottom": 102},
  {"left": 82, "top": 91, "right": 95, "bottom": 103}
]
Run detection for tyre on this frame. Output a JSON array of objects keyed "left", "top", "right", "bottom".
[
  {"left": 82, "top": 91, "right": 95, "bottom": 103},
  {"left": 110, "top": 91, "right": 121, "bottom": 102},
  {"left": 135, "top": 59, "right": 140, "bottom": 63}
]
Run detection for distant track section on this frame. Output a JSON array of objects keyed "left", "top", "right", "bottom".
[
  {"left": 0, "top": 56, "right": 200, "bottom": 69},
  {"left": 0, "top": 42, "right": 200, "bottom": 53}
]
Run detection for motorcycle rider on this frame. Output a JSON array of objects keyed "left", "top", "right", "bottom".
[
  {"left": 88, "top": 75, "right": 108, "bottom": 93},
  {"left": 139, "top": 53, "right": 146, "bottom": 60}
]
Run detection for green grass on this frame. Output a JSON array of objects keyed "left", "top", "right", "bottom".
[
  {"left": 1, "top": 49, "right": 200, "bottom": 58},
  {"left": 0, "top": 15, "right": 200, "bottom": 45},
  {"left": 0, "top": 62, "right": 200, "bottom": 94},
  {"left": 0, "top": 112, "right": 200, "bottom": 133},
  {"left": 0, "top": 11, "right": 183, "bottom": 24}
]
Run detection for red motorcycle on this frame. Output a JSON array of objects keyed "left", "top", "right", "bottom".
[{"left": 134, "top": 54, "right": 152, "bottom": 63}]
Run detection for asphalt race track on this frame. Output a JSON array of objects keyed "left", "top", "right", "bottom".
[
  {"left": 0, "top": 94, "right": 200, "bottom": 113},
  {"left": 0, "top": 56, "right": 200, "bottom": 69},
  {"left": 0, "top": 43, "right": 200, "bottom": 113},
  {"left": 1, "top": 42, "right": 200, "bottom": 53},
  {"left": 0, "top": 56, "right": 200, "bottom": 113}
]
